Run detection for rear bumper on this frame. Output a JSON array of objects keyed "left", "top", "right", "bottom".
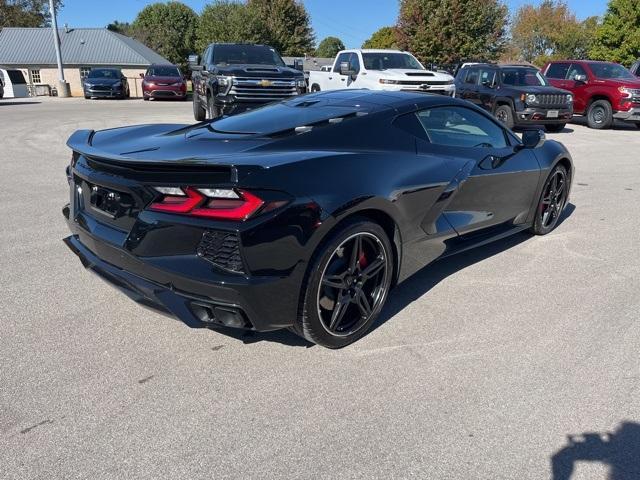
[
  {"left": 63, "top": 224, "right": 300, "bottom": 332},
  {"left": 515, "top": 107, "right": 573, "bottom": 124},
  {"left": 613, "top": 107, "right": 640, "bottom": 121}
]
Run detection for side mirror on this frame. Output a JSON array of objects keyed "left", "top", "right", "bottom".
[
  {"left": 293, "top": 59, "right": 304, "bottom": 72},
  {"left": 520, "top": 129, "right": 546, "bottom": 149},
  {"left": 339, "top": 61, "right": 352, "bottom": 76},
  {"left": 139, "top": 73, "right": 144, "bottom": 79},
  {"left": 573, "top": 74, "right": 587, "bottom": 83},
  {"left": 188, "top": 54, "right": 201, "bottom": 70}
]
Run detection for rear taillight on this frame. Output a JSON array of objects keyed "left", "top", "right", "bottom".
[{"left": 150, "top": 187, "right": 264, "bottom": 221}]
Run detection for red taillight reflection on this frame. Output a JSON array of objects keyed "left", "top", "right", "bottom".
[{"left": 149, "top": 187, "right": 264, "bottom": 221}]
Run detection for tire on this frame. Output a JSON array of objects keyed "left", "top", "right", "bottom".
[
  {"left": 586, "top": 100, "right": 613, "bottom": 129},
  {"left": 193, "top": 93, "right": 206, "bottom": 121},
  {"left": 208, "top": 95, "right": 221, "bottom": 120},
  {"left": 545, "top": 123, "right": 566, "bottom": 133},
  {"left": 530, "top": 164, "right": 569, "bottom": 235},
  {"left": 292, "top": 218, "right": 394, "bottom": 348},
  {"left": 634, "top": 122, "right": 640, "bottom": 129},
  {"left": 311, "top": 84, "right": 320, "bottom": 92},
  {"left": 495, "top": 104, "right": 515, "bottom": 129},
  {"left": 84, "top": 95, "right": 90, "bottom": 99},
  {"left": 143, "top": 96, "right": 149, "bottom": 101}
]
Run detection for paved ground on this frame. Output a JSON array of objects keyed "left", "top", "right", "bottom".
[{"left": 1, "top": 97, "right": 639, "bottom": 480}]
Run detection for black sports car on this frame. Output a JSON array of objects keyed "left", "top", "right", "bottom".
[{"left": 63, "top": 90, "right": 573, "bottom": 348}]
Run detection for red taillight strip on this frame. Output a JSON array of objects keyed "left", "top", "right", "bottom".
[
  {"left": 149, "top": 187, "right": 203, "bottom": 213},
  {"left": 191, "top": 190, "right": 264, "bottom": 220}
]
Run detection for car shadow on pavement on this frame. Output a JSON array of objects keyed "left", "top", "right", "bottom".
[
  {"left": 570, "top": 116, "right": 638, "bottom": 131},
  {"left": 369, "top": 202, "right": 575, "bottom": 336},
  {"left": 0, "top": 101, "right": 41, "bottom": 106},
  {"left": 550, "top": 421, "right": 640, "bottom": 479}
]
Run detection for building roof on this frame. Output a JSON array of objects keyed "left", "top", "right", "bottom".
[{"left": 0, "top": 27, "right": 169, "bottom": 66}]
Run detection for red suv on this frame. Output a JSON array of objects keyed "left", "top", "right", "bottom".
[
  {"left": 141, "top": 64, "right": 187, "bottom": 101},
  {"left": 542, "top": 60, "right": 640, "bottom": 129}
]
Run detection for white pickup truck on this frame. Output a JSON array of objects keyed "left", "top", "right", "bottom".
[{"left": 308, "top": 49, "right": 455, "bottom": 96}]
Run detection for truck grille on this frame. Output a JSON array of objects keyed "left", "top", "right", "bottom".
[
  {"left": 229, "top": 77, "right": 298, "bottom": 101},
  {"left": 537, "top": 94, "right": 568, "bottom": 107},
  {"left": 197, "top": 230, "right": 244, "bottom": 274}
]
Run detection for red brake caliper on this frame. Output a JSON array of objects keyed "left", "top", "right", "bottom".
[{"left": 358, "top": 250, "right": 368, "bottom": 269}]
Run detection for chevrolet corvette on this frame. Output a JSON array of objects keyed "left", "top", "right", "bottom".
[{"left": 63, "top": 90, "right": 573, "bottom": 348}]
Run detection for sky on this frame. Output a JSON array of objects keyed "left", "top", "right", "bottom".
[{"left": 57, "top": 0, "right": 609, "bottom": 50}]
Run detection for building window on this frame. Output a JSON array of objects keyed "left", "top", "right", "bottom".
[
  {"left": 80, "top": 67, "right": 91, "bottom": 80},
  {"left": 30, "top": 69, "right": 41, "bottom": 84}
]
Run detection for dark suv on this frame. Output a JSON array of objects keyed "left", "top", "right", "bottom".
[{"left": 455, "top": 63, "right": 573, "bottom": 132}]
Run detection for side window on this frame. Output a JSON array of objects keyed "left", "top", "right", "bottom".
[
  {"left": 464, "top": 68, "right": 479, "bottom": 85},
  {"left": 416, "top": 106, "right": 507, "bottom": 149},
  {"left": 567, "top": 63, "right": 587, "bottom": 80},
  {"left": 545, "top": 63, "right": 570, "bottom": 79},
  {"left": 202, "top": 46, "right": 211, "bottom": 66},
  {"left": 334, "top": 53, "right": 350, "bottom": 73},
  {"left": 349, "top": 53, "right": 360, "bottom": 74},
  {"left": 479, "top": 67, "right": 496, "bottom": 87}
]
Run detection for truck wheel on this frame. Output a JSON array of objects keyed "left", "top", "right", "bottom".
[
  {"left": 545, "top": 123, "right": 566, "bottom": 133},
  {"left": 586, "top": 100, "right": 613, "bottom": 129},
  {"left": 208, "top": 96, "right": 221, "bottom": 120},
  {"left": 193, "top": 94, "right": 206, "bottom": 121},
  {"left": 495, "top": 105, "right": 515, "bottom": 129},
  {"left": 311, "top": 84, "right": 320, "bottom": 92}
]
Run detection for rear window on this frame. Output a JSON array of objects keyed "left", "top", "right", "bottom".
[
  {"left": 211, "top": 101, "right": 364, "bottom": 135},
  {"left": 5, "top": 69, "right": 26, "bottom": 84}
]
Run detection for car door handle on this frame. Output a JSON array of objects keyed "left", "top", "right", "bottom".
[{"left": 328, "top": 77, "right": 333, "bottom": 80}]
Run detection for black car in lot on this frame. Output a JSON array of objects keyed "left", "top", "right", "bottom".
[
  {"left": 455, "top": 63, "right": 573, "bottom": 132},
  {"left": 62, "top": 90, "right": 573, "bottom": 348},
  {"left": 190, "top": 43, "right": 306, "bottom": 121},
  {"left": 83, "top": 68, "right": 130, "bottom": 99}
]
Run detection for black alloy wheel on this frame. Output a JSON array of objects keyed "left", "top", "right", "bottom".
[
  {"left": 495, "top": 105, "right": 515, "bottom": 129},
  {"left": 294, "top": 219, "right": 393, "bottom": 348},
  {"left": 531, "top": 165, "right": 568, "bottom": 235}
]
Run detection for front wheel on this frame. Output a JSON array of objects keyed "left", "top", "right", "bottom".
[
  {"left": 293, "top": 218, "right": 394, "bottom": 348},
  {"left": 310, "top": 84, "right": 320, "bottom": 92},
  {"left": 495, "top": 105, "right": 515, "bottom": 129},
  {"left": 586, "top": 100, "right": 613, "bottom": 129},
  {"left": 193, "top": 94, "right": 206, "bottom": 121},
  {"left": 531, "top": 164, "right": 569, "bottom": 235}
]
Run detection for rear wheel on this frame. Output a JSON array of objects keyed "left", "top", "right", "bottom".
[
  {"left": 495, "top": 104, "right": 515, "bottom": 129},
  {"left": 292, "top": 218, "right": 394, "bottom": 348},
  {"left": 531, "top": 164, "right": 569, "bottom": 235},
  {"left": 545, "top": 123, "right": 566, "bottom": 133},
  {"left": 193, "top": 93, "right": 206, "bottom": 121},
  {"left": 586, "top": 100, "right": 613, "bottom": 129}
]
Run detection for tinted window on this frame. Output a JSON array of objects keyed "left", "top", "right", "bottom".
[
  {"left": 463, "top": 68, "right": 479, "bottom": 85},
  {"left": 545, "top": 63, "right": 570, "bottom": 79},
  {"left": 567, "top": 64, "right": 587, "bottom": 80},
  {"left": 588, "top": 62, "right": 635, "bottom": 80},
  {"left": 349, "top": 53, "right": 360, "bottom": 74},
  {"left": 416, "top": 106, "right": 507, "bottom": 148},
  {"left": 479, "top": 67, "right": 496, "bottom": 86},
  {"left": 5, "top": 69, "right": 26, "bottom": 84},
  {"left": 501, "top": 68, "right": 548, "bottom": 86},
  {"left": 212, "top": 44, "right": 285, "bottom": 67},
  {"left": 334, "top": 52, "right": 350, "bottom": 72},
  {"left": 361, "top": 53, "right": 423, "bottom": 70},
  {"left": 146, "top": 66, "right": 180, "bottom": 77},
  {"left": 88, "top": 69, "right": 120, "bottom": 78}
]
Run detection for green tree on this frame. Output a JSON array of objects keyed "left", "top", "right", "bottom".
[
  {"left": 315, "top": 36, "right": 345, "bottom": 57},
  {"left": 247, "top": 0, "right": 315, "bottom": 56},
  {"left": 362, "top": 26, "right": 399, "bottom": 49},
  {"left": 196, "top": 1, "right": 264, "bottom": 53},
  {"left": 0, "top": 0, "right": 63, "bottom": 28},
  {"left": 590, "top": 0, "right": 640, "bottom": 65},
  {"left": 510, "top": 0, "right": 597, "bottom": 66},
  {"left": 106, "top": 20, "right": 133, "bottom": 36},
  {"left": 132, "top": 2, "right": 198, "bottom": 71},
  {"left": 397, "top": 0, "right": 508, "bottom": 65}
]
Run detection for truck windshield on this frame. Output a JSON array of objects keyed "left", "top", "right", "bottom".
[
  {"left": 362, "top": 53, "right": 424, "bottom": 70},
  {"left": 501, "top": 68, "right": 548, "bottom": 86},
  {"left": 587, "top": 62, "right": 636, "bottom": 80},
  {"left": 213, "top": 45, "right": 286, "bottom": 67}
]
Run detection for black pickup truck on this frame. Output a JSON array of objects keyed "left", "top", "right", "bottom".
[
  {"left": 455, "top": 63, "right": 573, "bottom": 132},
  {"left": 189, "top": 43, "right": 306, "bottom": 121}
]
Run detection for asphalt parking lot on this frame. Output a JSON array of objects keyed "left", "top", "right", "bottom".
[{"left": 1, "top": 97, "right": 639, "bottom": 479}]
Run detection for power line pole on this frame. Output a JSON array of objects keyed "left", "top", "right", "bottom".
[{"left": 49, "top": 0, "right": 70, "bottom": 97}]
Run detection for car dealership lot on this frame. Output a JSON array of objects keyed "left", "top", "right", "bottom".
[{"left": 1, "top": 98, "right": 639, "bottom": 479}]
